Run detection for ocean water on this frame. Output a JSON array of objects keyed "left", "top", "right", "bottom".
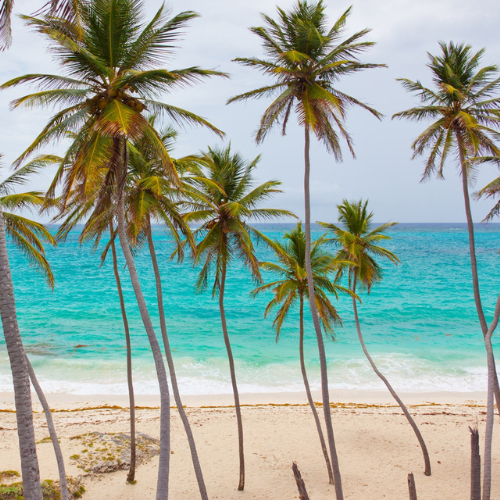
[{"left": 1, "top": 223, "right": 500, "bottom": 396}]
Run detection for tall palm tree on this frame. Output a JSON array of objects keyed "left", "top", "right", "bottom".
[
  {"left": 228, "top": 3, "right": 383, "bottom": 497},
  {"left": 251, "top": 222, "right": 352, "bottom": 485},
  {"left": 182, "top": 145, "right": 294, "bottom": 491},
  {"left": 123, "top": 125, "right": 209, "bottom": 499},
  {"left": 393, "top": 42, "right": 500, "bottom": 498},
  {"left": 0, "top": 158, "right": 64, "bottom": 500},
  {"left": 2, "top": 2, "right": 225, "bottom": 497},
  {"left": 319, "top": 200, "right": 431, "bottom": 476}
]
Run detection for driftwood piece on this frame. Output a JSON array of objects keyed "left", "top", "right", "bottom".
[
  {"left": 292, "top": 462, "right": 310, "bottom": 500},
  {"left": 408, "top": 472, "right": 417, "bottom": 500},
  {"left": 470, "top": 426, "right": 481, "bottom": 500}
]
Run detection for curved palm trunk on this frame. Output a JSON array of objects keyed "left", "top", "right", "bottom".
[
  {"left": 482, "top": 293, "right": 500, "bottom": 500},
  {"left": 26, "top": 356, "right": 68, "bottom": 500},
  {"left": 146, "top": 225, "right": 209, "bottom": 500},
  {"left": 115, "top": 149, "right": 171, "bottom": 500},
  {"left": 109, "top": 222, "right": 136, "bottom": 484},
  {"left": 352, "top": 275, "right": 431, "bottom": 476},
  {"left": 0, "top": 204, "right": 42, "bottom": 500},
  {"left": 299, "top": 293, "right": 334, "bottom": 484},
  {"left": 303, "top": 124, "right": 344, "bottom": 499},
  {"left": 219, "top": 259, "right": 245, "bottom": 491},
  {"left": 457, "top": 134, "right": 500, "bottom": 413}
]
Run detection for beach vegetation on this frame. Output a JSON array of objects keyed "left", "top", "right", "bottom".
[
  {"left": 319, "top": 199, "right": 432, "bottom": 476},
  {"left": 0, "top": 477, "right": 85, "bottom": 500},
  {"left": 229, "top": 2, "right": 383, "bottom": 497},
  {"left": 252, "top": 221, "right": 353, "bottom": 484},
  {"left": 183, "top": 144, "right": 294, "bottom": 490}
]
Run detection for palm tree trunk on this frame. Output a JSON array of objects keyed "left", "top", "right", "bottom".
[
  {"left": 146, "top": 225, "right": 209, "bottom": 500},
  {"left": 481, "top": 293, "right": 500, "bottom": 500},
  {"left": 219, "top": 258, "right": 245, "bottom": 491},
  {"left": 26, "top": 356, "right": 68, "bottom": 500},
  {"left": 109, "top": 221, "right": 136, "bottom": 484},
  {"left": 303, "top": 123, "right": 344, "bottom": 499},
  {"left": 299, "top": 293, "right": 334, "bottom": 484},
  {"left": 0, "top": 204, "right": 42, "bottom": 500},
  {"left": 352, "top": 274, "right": 431, "bottom": 476},
  {"left": 457, "top": 133, "right": 500, "bottom": 413},
  {"left": 115, "top": 146, "right": 171, "bottom": 500}
]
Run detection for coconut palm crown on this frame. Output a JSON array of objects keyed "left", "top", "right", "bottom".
[
  {"left": 1, "top": 0, "right": 225, "bottom": 216},
  {"left": 252, "top": 222, "right": 350, "bottom": 338},
  {"left": 393, "top": 41, "right": 500, "bottom": 181},
  {"left": 319, "top": 199, "right": 399, "bottom": 291},
  {"left": 228, "top": 1, "right": 383, "bottom": 157},
  {"left": 184, "top": 145, "right": 295, "bottom": 294}
]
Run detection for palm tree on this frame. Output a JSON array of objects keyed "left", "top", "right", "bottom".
[
  {"left": 2, "top": 2, "right": 225, "bottom": 497},
  {"left": 319, "top": 200, "right": 432, "bottom": 476},
  {"left": 393, "top": 42, "right": 500, "bottom": 497},
  {"left": 0, "top": 157, "right": 65, "bottom": 500},
  {"left": 251, "top": 222, "right": 352, "bottom": 485},
  {"left": 228, "top": 3, "right": 383, "bottom": 497},
  {"left": 123, "top": 125, "right": 209, "bottom": 499},
  {"left": 182, "top": 145, "right": 294, "bottom": 491}
]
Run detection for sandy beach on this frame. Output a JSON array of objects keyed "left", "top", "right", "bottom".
[{"left": 0, "top": 390, "right": 498, "bottom": 499}]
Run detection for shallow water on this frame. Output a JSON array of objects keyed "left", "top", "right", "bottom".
[{"left": 1, "top": 223, "right": 499, "bottom": 395}]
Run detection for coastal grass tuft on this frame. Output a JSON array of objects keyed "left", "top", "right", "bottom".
[
  {"left": 69, "top": 432, "right": 159, "bottom": 474},
  {"left": 0, "top": 477, "right": 85, "bottom": 499}
]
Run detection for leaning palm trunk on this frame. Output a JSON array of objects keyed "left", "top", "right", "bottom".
[
  {"left": 303, "top": 124, "right": 344, "bottom": 499},
  {"left": 299, "top": 294, "right": 334, "bottom": 484},
  {"left": 146, "top": 226, "right": 209, "bottom": 500},
  {"left": 109, "top": 222, "right": 136, "bottom": 483},
  {"left": 481, "top": 293, "right": 500, "bottom": 500},
  {"left": 457, "top": 134, "right": 500, "bottom": 413},
  {"left": 115, "top": 149, "right": 171, "bottom": 500},
  {"left": 0, "top": 204, "right": 42, "bottom": 500},
  {"left": 26, "top": 356, "right": 68, "bottom": 500},
  {"left": 219, "top": 259, "right": 245, "bottom": 491},
  {"left": 352, "top": 275, "right": 431, "bottom": 476}
]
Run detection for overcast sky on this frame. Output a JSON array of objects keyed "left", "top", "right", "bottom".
[{"left": 1, "top": 0, "right": 500, "bottom": 223}]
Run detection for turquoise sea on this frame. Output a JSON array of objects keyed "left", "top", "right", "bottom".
[{"left": 1, "top": 223, "right": 500, "bottom": 395}]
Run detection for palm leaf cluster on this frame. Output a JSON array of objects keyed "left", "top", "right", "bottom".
[
  {"left": 393, "top": 41, "right": 500, "bottom": 182},
  {"left": 319, "top": 200, "right": 399, "bottom": 291},
  {"left": 1, "top": 0, "right": 225, "bottom": 218},
  {"left": 252, "top": 222, "right": 349, "bottom": 338},
  {"left": 184, "top": 145, "right": 294, "bottom": 294},
  {"left": 0, "top": 155, "right": 55, "bottom": 287},
  {"left": 229, "top": 1, "right": 383, "bottom": 158}
]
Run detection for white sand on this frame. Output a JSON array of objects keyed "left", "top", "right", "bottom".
[{"left": 0, "top": 391, "right": 497, "bottom": 499}]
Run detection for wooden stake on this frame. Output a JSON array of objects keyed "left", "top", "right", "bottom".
[
  {"left": 470, "top": 426, "right": 481, "bottom": 500},
  {"left": 408, "top": 472, "right": 417, "bottom": 500},
  {"left": 292, "top": 462, "right": 310, "bottom": 500}
]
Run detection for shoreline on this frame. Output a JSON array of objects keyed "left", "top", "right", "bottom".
[{"left": 0, "top": 389, "right": 489, "bottom": 410}]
